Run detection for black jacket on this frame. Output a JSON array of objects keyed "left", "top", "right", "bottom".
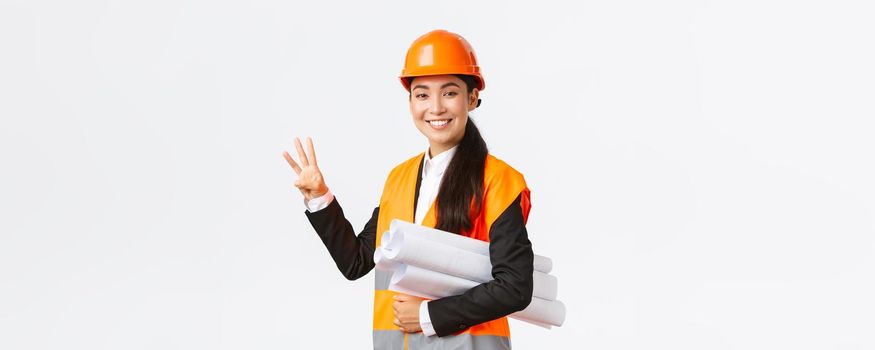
[{"left": 304, "top": 157, "right": 534, "bottom": 336}]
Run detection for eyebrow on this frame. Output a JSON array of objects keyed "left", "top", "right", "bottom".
[{"left": 412, "top": 82, "right": 462, "bottom": 91}]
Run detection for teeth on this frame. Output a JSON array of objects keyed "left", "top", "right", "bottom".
[{"left": 428, "top": 120, "right": 449, "bottom": 126}]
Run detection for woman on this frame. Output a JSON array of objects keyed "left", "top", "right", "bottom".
[{"left": 283, "top": 29, "right": 535, "bottom": 350}]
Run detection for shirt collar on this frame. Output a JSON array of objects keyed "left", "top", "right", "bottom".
[{"left": 422, "top": 144, "right": 458, "bottom": 179}]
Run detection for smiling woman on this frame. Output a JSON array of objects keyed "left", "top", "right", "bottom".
[
  {"left": 409, "top": 75, "right": 480, "bottom": 156},
  {"left": 284, "top": 29, "right": 535, "bottom": 350}
]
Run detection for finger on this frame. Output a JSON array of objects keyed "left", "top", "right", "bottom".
[
  {"left": 306, "top": 137, "right": 317, "bottom": 167},
  {"left": 393, "top": 318, "right": 401, "bottom": 328},
  {"left": 392, "top": 301, "right": 399, "bottom": 314},
  {"left": 294, "top": 137, "right": 309, "bottom": 167},
  {"left": 395, "top": 294, "right": 412, "bottom": 301},
  {"left": 283, "top": 151, "right": 302, "bottom": 174}
]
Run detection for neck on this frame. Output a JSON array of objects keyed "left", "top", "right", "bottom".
[{"left": 428, "top": 142, "right": 457, "bottom": 158}]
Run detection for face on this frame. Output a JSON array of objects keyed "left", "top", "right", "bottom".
[{"left": 409, "top": 75, "right": 479, "bottom": 156}]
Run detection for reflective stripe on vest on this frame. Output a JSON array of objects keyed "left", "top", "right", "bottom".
[
  {"left": 373, "top": 152, "right": 530, "bottom": 349},
  {"left": 375, "top": 331, "right": 512, "bottom": 350}
]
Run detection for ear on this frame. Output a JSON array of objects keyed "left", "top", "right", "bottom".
[{"left": 468, "top": 88, "right": 480, "bottom": 111}]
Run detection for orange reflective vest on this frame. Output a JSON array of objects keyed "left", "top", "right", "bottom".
[{"left": 372, "top": 152, "right": 531, "bottom": 350}]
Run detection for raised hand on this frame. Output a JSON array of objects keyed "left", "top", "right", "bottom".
[{"left": 283, "top": 137, "right": 329, "bottom": 201}]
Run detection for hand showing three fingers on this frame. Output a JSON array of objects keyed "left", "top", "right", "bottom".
[
  {"left": 286, "top": 139, "right": 422, "bottom": 332},
  {"left": 283, "top": 137, "right": 329, "bottom": 201}
]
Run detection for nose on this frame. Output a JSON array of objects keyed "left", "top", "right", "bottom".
[{"left": 429, "top": 95, "right": 446, "bottom": 115}]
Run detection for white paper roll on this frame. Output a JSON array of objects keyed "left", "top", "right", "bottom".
[
  {"left": 532, "top": 271, "right": 559, "bottom": 301},
  {"left": 388, "top": 219, "right": 553, "bottom": 273},
  {"left": 382, "top": 225, "right": 559, "bottom": 300},
  {"left": 511, "top": 297, "right": 566, "bottom": 327},
  {"left": 387, "top": 264, "right": 566, "bottom": 327},
  {"left": 373, "top": 247, "right": 401, "bottom": 271},
  {"left": 383, "top": 228, "right": 493, "bottom": 282},
  {"left": 389, "top": 220, "right": 489, "bottom": 255},
  {"left": 533, "top": 255, "right": 553, "bottom": 274},
  {"left": 390, "top": 264, "right": 479, "bottom": 298}
]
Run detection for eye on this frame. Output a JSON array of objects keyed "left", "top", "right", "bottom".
[
  {"left": 415, "top": 93, "right": 428, "bottom": 99},
  {"left": 444, "top": 91, "right": 458, "bottom": 97}
]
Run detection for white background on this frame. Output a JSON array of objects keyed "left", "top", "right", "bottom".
[{"left": 1, "top": 0, "right": 873, "bottom": 349}]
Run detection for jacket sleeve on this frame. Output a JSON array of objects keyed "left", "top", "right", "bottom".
[
  {"left": 304, "top": 197, "right": 379, "bottom": 281},
  {"left": 426, "top": 193, "right": 535, "bottom": 336}
]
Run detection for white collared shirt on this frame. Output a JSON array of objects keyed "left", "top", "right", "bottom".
[
  {"left": 414, "top": 145, "right": 457, "bottom": 225},
  {"left": 304, "top": 145, "right": 458, "bottom": 336}
]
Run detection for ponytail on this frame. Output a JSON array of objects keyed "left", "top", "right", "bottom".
[{"left": 435, "top": 75, "right": 488, "bottom": 234}]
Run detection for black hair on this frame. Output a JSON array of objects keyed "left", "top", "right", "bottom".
[{"left": 434, "top": 74, "right": 488, "bottom": 234}]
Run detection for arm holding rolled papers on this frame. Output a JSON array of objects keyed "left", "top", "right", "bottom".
[
  {"left": 423, "top": 193, "right": 537, "bottom": 336},
  {"left": 375, "top": 194, "right": 566, "bottom": 332}
]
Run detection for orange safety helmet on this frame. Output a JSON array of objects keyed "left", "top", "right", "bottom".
[{"left": 399, "top": 29, "right": 486, "bottom": 92}]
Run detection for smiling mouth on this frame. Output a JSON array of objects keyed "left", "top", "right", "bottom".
[{"left": 427, "top": 119, "right": 452, "bottom": 127}]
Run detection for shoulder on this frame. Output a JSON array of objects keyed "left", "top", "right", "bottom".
[
  {"left": 484, "top": 154, "right": 526, "bottom": 187},
  {"left": 481, "top": 154, "right": 532, "bottom": 226},
  {"left": 382, "top": 152, "right": 424, "bottom": 183},
  {"left": 389, "top": 152, "right": 424, "bottom": 174}
]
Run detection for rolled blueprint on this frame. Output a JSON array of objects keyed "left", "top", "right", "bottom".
[
  {"left": 380, "top": 219, "right": 565, "bottom": 327},
  {"left": 533, "top": 255, "right": 553, "bottom": 275},
  {"left": 531, "top": 271, "right": 559, "bottom": 301},
  {"left": 511, "top": 296, "right": 566, "bottom": 327},
  {"left": 382, "top": 230, "right": 491, "bottom": 281},
  {"left": 388, "top": 220, "right": 554, "bottom": 274},
  {"left": 381, "top": 231, "right": 558, "bottom": 300},
  {"left": 389, "top": 220, "right": 488, "bottom": 254},
  {"left": 373, "top": 248, "right": 402, "bottom": 271},
  {"left": 390, "top": 264, "right": 475, "bottom": 299},
  {"left": 387, "top": 263, "right": 566, "bottom": 327}
]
